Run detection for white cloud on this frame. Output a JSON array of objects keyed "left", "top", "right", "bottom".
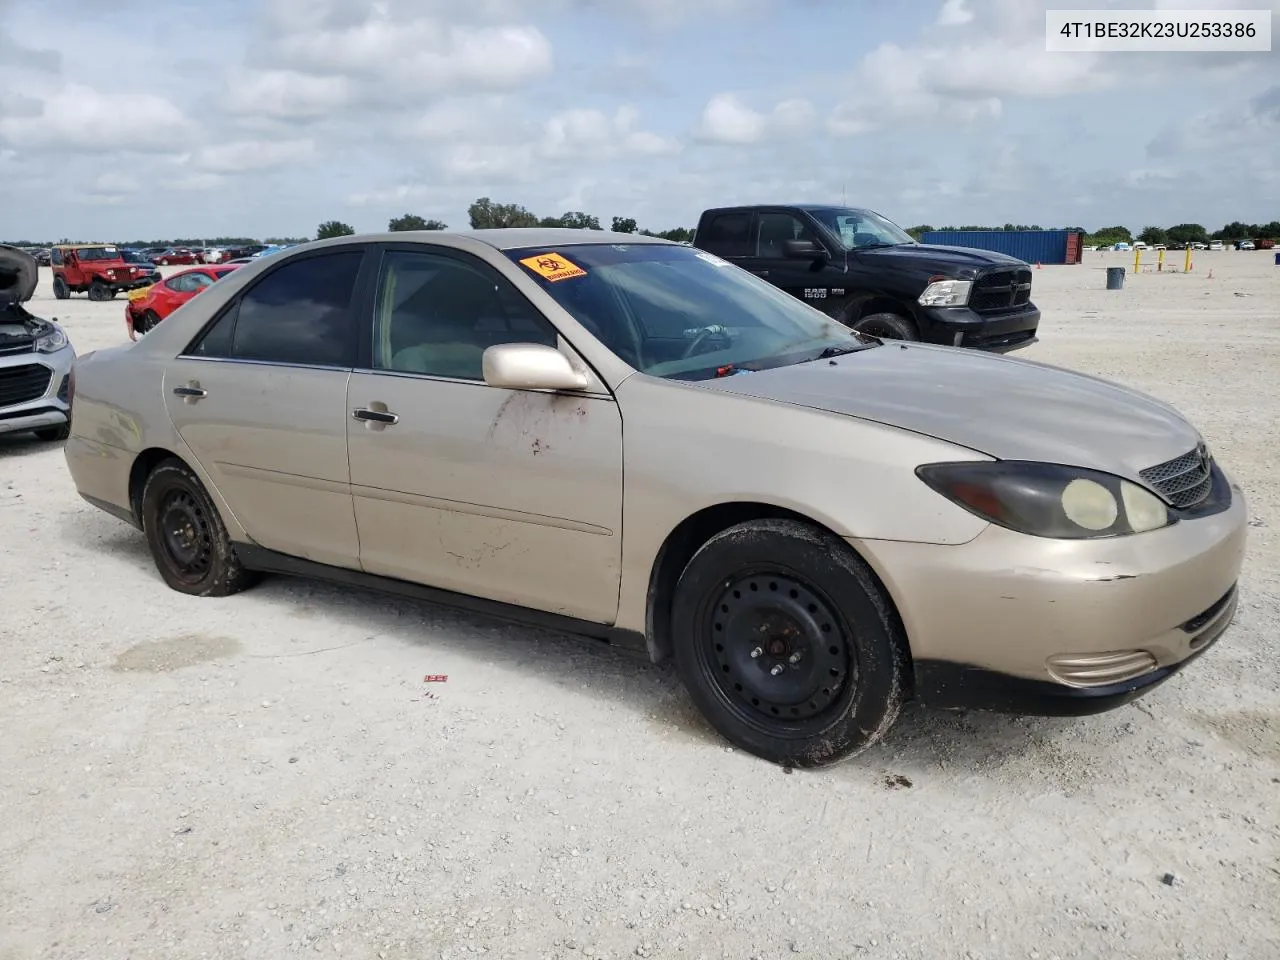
[
  {"left": 0, "top": 84, "right": 192, "bottom": 153},
  {"left": 195, "top": 139, "right": 317, "bottom": 173},
  {"left": 937, "top": 0, "right": 973, "bottom": 25},
  {"left": 695, "top": 93, "right": 816, "bottom": 144},
  {"left": 223, "top": 69, "right": 354, "bottom": 119},
  {"left": 543, "top": 105, "right": 681, "bottom": 158}
]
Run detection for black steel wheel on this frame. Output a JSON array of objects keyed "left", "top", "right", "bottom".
[
  {"left": 52, "top": 276, "right": 70, "bottom": 299},
  {"left": 672, "top": 519, "right": 908, "bottom": 767},
  {"left": 140, "top": 458, "right": 259, "bottom": 597},
  {"left": 87, "top": 282, "right": 108, "bottom": 302},
  {"left": 704, "top": 571, "right": 853, "bottom": 725}
]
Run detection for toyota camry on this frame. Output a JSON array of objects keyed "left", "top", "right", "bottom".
[{"left": 62, "top": 229, "right": 1248, "bottom": 766}]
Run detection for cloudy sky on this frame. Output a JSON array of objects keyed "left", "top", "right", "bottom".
[{"left": 1, "top": 0, "right": 1276, "bottom": 241}]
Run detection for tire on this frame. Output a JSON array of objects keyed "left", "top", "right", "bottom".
[
  {"left": 140, "top": 459, "right": 260, "bottom": 597},
  {"left": 134, "top": 310, "right": 161, "bottom": 337},
  {"left": 34, "top": 422, "right": 70, "bottom": 442},
  {"left": 52, "top": 276, "right": 70, "bottom": 300},
  {"left": 87, "top": 282, "right": 109, "bottom": 302},
  {"left": 851, "top": 311, "right": 919, "bottom": 342},
  {"left": 671, "top": 519, "right": 908, "bottom": 768}
]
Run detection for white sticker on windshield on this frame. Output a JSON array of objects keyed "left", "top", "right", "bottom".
[{"left": 695, "top": 251, "right": 731, "bottom": 267}]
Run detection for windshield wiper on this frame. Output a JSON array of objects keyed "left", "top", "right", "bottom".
[{"left": 815, "top": 344, "right": 864, "bottom": 358}]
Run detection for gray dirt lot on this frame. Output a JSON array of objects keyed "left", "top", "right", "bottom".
[{"left": 1, "top": 250, "right": 1277, "bottom": 960}]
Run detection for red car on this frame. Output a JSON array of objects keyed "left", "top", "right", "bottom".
[
  {"left": 125, "top": 264, "right": 239, "bottom": 340},
  {"left": 153, "top": 247, "right": 204, "bottom": 266}
]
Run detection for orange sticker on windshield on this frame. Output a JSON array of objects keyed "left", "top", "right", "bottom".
[{"left": 518, "top": 252, "right": 587, "bottom": 282}]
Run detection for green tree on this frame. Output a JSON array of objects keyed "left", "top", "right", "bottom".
[
  {"left": 1165, "top": 223, "right": 1208, "bottom": 246},
  {"left": 388, "top": 213, "right": 447, "bottom": 231},
  {"left": 1086, "top": 225, "right": 1132, "bottom": 247},
  {"left": 467, "top": 197, "right": 539, "bottom": 229},
  {"left": 905, "top": 224, "right": 934, "bottom": 240},
  {"left": 1138, "top": 226, "right": 1168, "bottom": 246},
  {"left": 317, "top": 220, "right": 355, "bottom": 239},
  {"left": 539, "top": 211, "right": 601, "bottom": 230},
  {"left": 611, "top": 216, "right": 638, "bottom": 234}
]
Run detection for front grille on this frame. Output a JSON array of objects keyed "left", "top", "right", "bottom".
[
  {"left": 0, "top": 363, "right": 53, "bottom": 407},
  {"left": 0, "top": 335, "right": 35, "bottom": 356},
  {"left": 1140, "top": 445, "right": 1214, "bottom": 509},
  {"left": 970, "top": 269, "right": 1033, "bottom": 313}
]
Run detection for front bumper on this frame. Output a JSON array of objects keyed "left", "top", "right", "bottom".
[
  {"left": 855, "top": 470, "right": 1248, "bottom": 715},
  {"left": 921, "top": 304, "right": 1040, "bottom": 353},
  {"left": 0, "top": 345, "right": 76, "bottom": 435}
]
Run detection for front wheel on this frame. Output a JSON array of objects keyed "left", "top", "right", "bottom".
[
  {"left": 671, "top": 519, "right": 909, "bottom": 768},
  {"left": 87, "top": 282, "right": 109, "bottom": 302},
  {"left": 140, "top": 459, "right": 260, "bottom": 597},
  {"left": 34, "top": 423, "right": 70, "bottom": 442},
  {"left": 851, "top": 311, "right": 918, "bottom": 342},
  {"left": 52, "top": 276, "right": 70, "bottom": 299}
]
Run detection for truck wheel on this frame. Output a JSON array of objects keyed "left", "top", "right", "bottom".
[
  {"left": 670, "top": 518, "right": 909, "bottom": 768},
  {"left": 52, "top": 276, "right": 70, "bottom": 299},
  {"left": 852, "top": 312, "right": 919, "bottom": 342},
  {"left": 87, "top": 282, "right": 109, "bottom": 302},
  {"left": 140, "top": 459, "right": 260, "bottom": 597}
]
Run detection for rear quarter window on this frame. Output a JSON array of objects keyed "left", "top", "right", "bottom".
[{"left": 698, "top": 213, "right": 753, "bottom": 258}]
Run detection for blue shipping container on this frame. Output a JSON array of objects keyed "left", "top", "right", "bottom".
[{"left": 920, "top": 230, "right": 1077, "bottom": 265}]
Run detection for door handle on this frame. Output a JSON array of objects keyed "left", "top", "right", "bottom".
[
  {"left": 353, "top": 407, "right": 399, "bottom": 425},
  {"left": 172, "top": 385, "right": 206, "bottom": 399}
]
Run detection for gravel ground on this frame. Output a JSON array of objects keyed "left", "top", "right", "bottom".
[{"left": 2, "top": 250, "right": 1277, "bottom": 960}]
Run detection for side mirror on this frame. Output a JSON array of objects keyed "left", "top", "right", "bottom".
[
  {"left": 482, "top": 343, "right": 590, "bottom": 391},
  {"left": 783, "top": 239, "right": 826, "bottom": 260}
]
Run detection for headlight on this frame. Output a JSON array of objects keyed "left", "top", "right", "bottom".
[
  {"left": 34, "top": 322, "right": 70, "bottom": 354},
  {"left": 918, "top": 279, "right": 972, "bottom": 307},
  {"left": 916, "top": 460, "right": 1174, "bottom": 539}
]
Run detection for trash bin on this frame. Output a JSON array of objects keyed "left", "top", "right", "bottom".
[
  {"left": 1274, "top": 251, "right": 1280, "bottom": 266},
  {"left": 1106, "top": 266, "right": 1125, "bottom": 290}
]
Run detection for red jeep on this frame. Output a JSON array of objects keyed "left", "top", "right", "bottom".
[{"left": 51, "top": 244, "right": 153, "bottom": 301}]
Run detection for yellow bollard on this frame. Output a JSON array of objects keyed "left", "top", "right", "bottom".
[
  {"left": 1184, "top": 245, "right": 1193, "bottom": 272},
  {"left": 1158, "top": 248, "right": 1165, "bottom": 272},
  {"left": 1134, "top": 247, "right": 1141, "bottom": 274}
]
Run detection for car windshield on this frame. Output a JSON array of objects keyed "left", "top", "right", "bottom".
[
  {"left": 506, "top": 242, "right": 876, "bottom": 381},
  {"left": 76, "top": 246, "right": 121, "bottom": 261},
  {"left": 805, "top": 207, "right": 915, "bottom": 250}
]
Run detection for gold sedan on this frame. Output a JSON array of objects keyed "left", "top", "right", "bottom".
[{"left": 63, "top": 229, "right": 1248, "bottom": 766}]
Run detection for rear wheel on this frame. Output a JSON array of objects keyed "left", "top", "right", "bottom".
[
  {"left": 134, "top": 310, "right": 162, "bottom": 337},
  {"left": 140, "top": 459, "right": 260, "bottom": 597},
  {"left": 52, "top": 276, "right": 70, "bottom": 299},
  {"left": 87, "top": 282, "right": 109, "bottom": 302},
  {"left": 671, "top": 519, "right": 909, "bottom": 767},
  {"left": 851, "top": 311, "right": 919, "bottom": 342}
]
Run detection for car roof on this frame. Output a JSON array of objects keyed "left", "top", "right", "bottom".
[
  {"left": 310, "top": 228, "right": 673, "bottom": 251},
  {"left": 54, "top": 243, "right": 117, "bottom": 249}
]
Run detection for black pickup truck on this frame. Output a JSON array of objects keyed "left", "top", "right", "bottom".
[{"left": 692, "top": 204, "right": 1040, "bottom": 352}]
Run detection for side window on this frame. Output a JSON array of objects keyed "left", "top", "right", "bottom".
[
  {"left": 165, "top": 275, "right": 191, "bottom": 293},
  {"left": 186, "top": 273, "right": 215, "bottom": 292},
  {"left": 230, "top": 251, "right": 363, "bottom": 366},
  {"left": 188, "top": 305, "right": 235, "bottom": 357},
  {"left": 699, "top": 213, "right": 753, "bottom": 258},
  {"left": 51, "top": 248, "right": 64, "bottom": 266},
  {"left": 756, "top": 212, "right": 818, "bottom": 257},
  {"left": 373, "top": 250, "right": 557, "bottom": 381}
]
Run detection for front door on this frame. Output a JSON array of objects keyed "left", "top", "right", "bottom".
[
  {"left": 163, "top": 246, "right": 371, "bottom": 568},
  {"left": 346, "top": 246, "right": 624, "bottom": 623},
  {"left": 748, "top": 210, "right": 838, "bottom": 311}
]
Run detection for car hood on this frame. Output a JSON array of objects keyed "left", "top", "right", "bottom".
[
  {"left": 693, "top": 342, "right": 1202, "bottom": 480},
  {"left": 857, "top": 243, "right": 1027, "bottom": 274},
  {"left": 0, "top": 244, "right": 39, "bottom": 303}
]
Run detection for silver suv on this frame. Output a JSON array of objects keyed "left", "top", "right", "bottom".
[{"left": 1, "top": 245, "right": 76, "bottom": 442}]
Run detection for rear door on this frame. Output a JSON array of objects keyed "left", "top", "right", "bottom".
[{"left": 162, "top": 245, "right": 374, "bottom": 568}]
